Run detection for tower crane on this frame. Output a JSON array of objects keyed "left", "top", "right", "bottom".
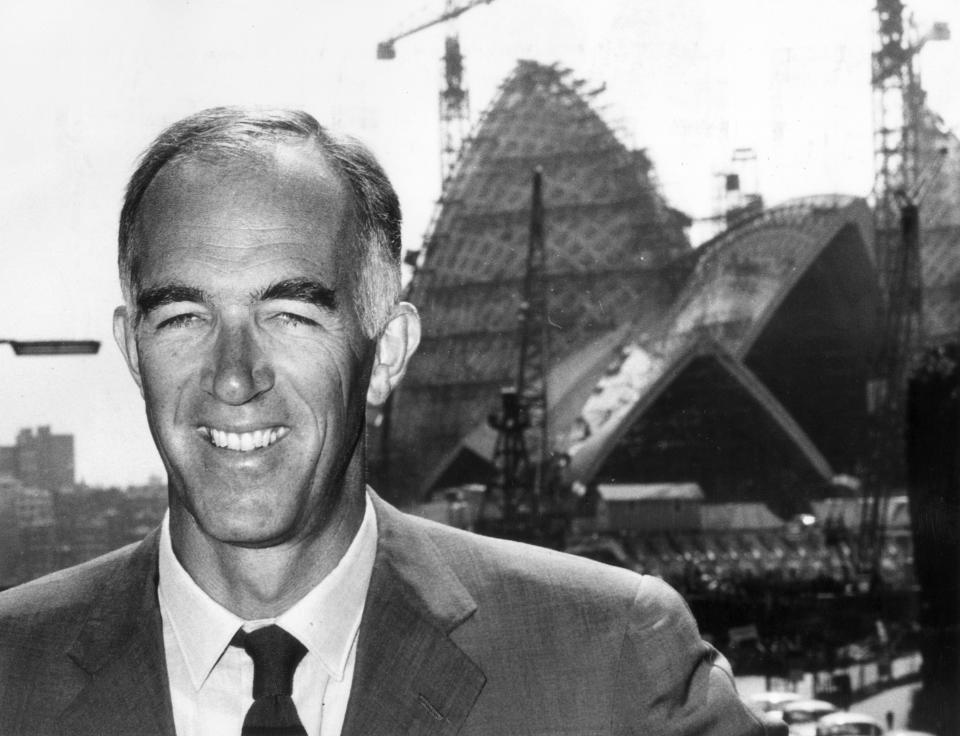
[
  {"left": 859, "top": 0, "right": 949, "bottom": 585},
  {"left": 371, "top": 1, "right": 496, "bottom": 494},
  {"left": 377, "top": 0, "right": 497, "bottom": 180},
  {"left": 477, "top": 170, "right": 569, "bottom": 547}
]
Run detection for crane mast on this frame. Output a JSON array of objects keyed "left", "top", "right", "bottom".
[
  {"left": 438, "top": 31, "right": 470, "bottom": 180},
  {"left": 480, "top": 169, "right": 558, "bottom": 543},
  {"left": 372, "top": 0, "right": 497, "bottom": 492},
  {"left": 517, "top": 167, "right": 551, "bottom": 489},
  {"left": 860, "top": 0, "right": 948, "bottom": 583}
]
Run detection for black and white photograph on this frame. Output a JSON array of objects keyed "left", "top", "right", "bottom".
[{"left": 1, "top": 1, "right": 958, "bottom": 734}]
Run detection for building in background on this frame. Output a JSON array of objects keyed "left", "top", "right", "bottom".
[
  {"left": 917, "top": 110, "right": 960, "bottom": 347},
  {"left": 372, "top": 60, "right": 694, "bottom": 505},
  {"left": 0, "top": 476, "right": 22, "bottom": 587},
  {"left": 371, "top": 53, "right": 960, "bottom": 532},
  {"left": 12, "top": 484, "right": 56, "bottom": 582},
  {"left": 0, "top": 475, "right": 57, "bottom": 585},
  {"left": 0, "top": 425, "right": 74, "bottom": 492},
  {"left": 0, "top": 471, "right": 168, "bottom": 590}
]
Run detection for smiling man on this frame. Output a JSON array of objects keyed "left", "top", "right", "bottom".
[
  {"left": 118, "top": 133, "right": 384, "bottom": 615},
  {"left": 0, "top": 108, "right": 783, "bottom": 736}
]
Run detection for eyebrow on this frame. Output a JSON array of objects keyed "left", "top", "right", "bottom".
[
  {"left": 135, "top": 278, "right": 337, "bottom": 323},
  {"left": 257, "top": 278, "right": 337, "bottom": 311},
  {"left": 137, "top": 284, "right": 210, "bottom": 317}
]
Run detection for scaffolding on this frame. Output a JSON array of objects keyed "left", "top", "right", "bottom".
[{"left": 378, "top": 61, "right": 692, "bottom": 504}]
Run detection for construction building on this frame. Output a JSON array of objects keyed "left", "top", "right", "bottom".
[
  {"left": 401, "top": 192, "right": 884, "bottom": 518},
  {"left": 564, "top": 196, "right": 881, "bottom": 511},
  {"left": 373, "top": 60, "right": 693, "bottom": 504},
  {"left": 372, "top": 59, "right": 926, "bottom": 519},
  {"left": 917, "top": 109, "right": 960, "bottom": 346}
]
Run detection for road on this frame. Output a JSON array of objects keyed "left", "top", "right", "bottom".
[{"left": 851, "top": 682, "right": 922, "bottom": 732}]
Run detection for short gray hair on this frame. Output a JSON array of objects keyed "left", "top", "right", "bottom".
[{"left": 118, "top": 107, "right": 402, "bottom": 337}]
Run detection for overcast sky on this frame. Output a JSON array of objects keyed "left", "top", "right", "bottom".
[{"left": 2, "top": 0, "right": 958, "bottom": 487}]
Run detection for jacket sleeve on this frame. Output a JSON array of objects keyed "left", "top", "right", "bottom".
[{"left": 611, "top": 575, "right": 787, "bottom": 736}]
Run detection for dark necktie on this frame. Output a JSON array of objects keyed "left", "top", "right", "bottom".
[{"left": 233, "top": 625, "right": 309, "bottom": 736}]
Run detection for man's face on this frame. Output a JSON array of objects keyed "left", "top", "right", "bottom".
[{"left": 116, "top": 144, "right": 377, "bottom": 548}]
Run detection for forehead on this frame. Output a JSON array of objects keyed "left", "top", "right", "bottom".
[{"left": 135, "top": 143, "right": 352, "bottom": 288}]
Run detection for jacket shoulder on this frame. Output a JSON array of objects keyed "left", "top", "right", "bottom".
[
  {"left": 392, "top": 510, "right": 658, "bottom": 660},
  {"left": 409, "top": 511, "right": 644, "bottom": 598},
  {"left": 385, "top": 509, "right": 785, "bottom": 735},
  {"left": 0, "top": 541, "right": 142, "bottom": 634},
  {"left": 0, "top": 534, "right": 166, "bottom": 735}
]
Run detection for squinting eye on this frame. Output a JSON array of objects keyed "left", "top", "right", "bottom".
[
  {"left": 275, "top": 312, "right": 318, "bottom": 328},
  {"left": 157, "top": 313, "right": 201, "bottom": 330}
]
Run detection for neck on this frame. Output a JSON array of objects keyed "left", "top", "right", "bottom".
[{"left": 169, "top": 473, "right": 367, "bottom": 620}]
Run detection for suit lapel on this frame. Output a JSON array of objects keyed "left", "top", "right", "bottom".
[
  {"left": 59, "top": 529, "right": 176, "bottom": 736},
  {"left": 341, "top": 495, "right": 486, "bottom": 736},
  {"left": 55, "top": 497, "right": 485, "bottom": 736}
]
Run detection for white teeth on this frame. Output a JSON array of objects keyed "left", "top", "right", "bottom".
[{"left": 202, "top": 426, "right": 288, "bottom": 452}]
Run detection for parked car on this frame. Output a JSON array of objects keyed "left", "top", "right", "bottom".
[
  {"left": 745, "top": 690, "right": 803, "bottom": 713},
  {"left": 815, "top": 711, "right": 884, "bottom": 736},
  {"left": 745, "top": 690, "right": 802, "bottom": 721},
  {"left": 780, "top": 699, "right": 839, "bottom": 736}
]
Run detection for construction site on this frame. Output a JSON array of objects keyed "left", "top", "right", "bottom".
[{"left": 366, "top": 1, "right": 959, "bottom": 732}]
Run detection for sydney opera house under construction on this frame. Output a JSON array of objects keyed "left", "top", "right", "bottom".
[
  {"left": 365, "top": 60, "right": 960, "bottom": 726},
  {"left": 369, "top": 59, "right": 960, "bottom": 521}
]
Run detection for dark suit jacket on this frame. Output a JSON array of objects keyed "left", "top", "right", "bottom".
[{"left": 0, "top": 493, "right": 784, "bottom": 735}]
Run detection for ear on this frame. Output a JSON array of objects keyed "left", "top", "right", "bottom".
[
  {"left": 367, "top": 302, "right": 421, "bottom": 407},
  {"left": 113, "top": 305, "right": 145, "bottom": 397}
]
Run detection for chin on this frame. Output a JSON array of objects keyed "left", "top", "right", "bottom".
[
  {"left": 197, "top": 507, "right": 300, "bottom": 548},
  {"left": 172, "top": 474, "right": 301, "bottom": 545}
]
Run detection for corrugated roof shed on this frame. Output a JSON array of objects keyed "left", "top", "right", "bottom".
[
  {"left": 698, "top": 503, "right": 784, "bottom": 530},
  {"left": 597, "top": 483, "right": 704, "bottom": 502}
]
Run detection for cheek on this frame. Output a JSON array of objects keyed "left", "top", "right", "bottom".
[
  {"left": 138, "top": 347, "right": 196, "bottom": 416},
  {"left": 284, "top": 349, "right": 366, "bottom": 418}
]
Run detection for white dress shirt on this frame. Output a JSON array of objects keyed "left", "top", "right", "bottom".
[{"left": 158, "top": 493, "right": 377, "bottom": 736}]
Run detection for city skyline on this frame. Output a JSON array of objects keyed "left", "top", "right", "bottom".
[{"left": 2, "top": 0, "right": 959, "bottom": 487}]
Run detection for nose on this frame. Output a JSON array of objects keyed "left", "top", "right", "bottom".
[{"left": 201, "top": 322, "right": 275, "bottom": 405}]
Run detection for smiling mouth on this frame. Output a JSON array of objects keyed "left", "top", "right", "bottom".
[{"left": 198, "top": 426, "right": 290, "bottom": 452}]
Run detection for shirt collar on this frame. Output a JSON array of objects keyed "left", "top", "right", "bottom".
[{"left": 158, "top": 491, "right": 378, "bottom": 690}]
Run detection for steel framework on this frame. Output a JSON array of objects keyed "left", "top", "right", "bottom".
[
  {"left": 860, "top": 0, "right": 944, "bottom": 581},
  {"left": 481, "top": 169, "right": 550, "bottom": 531},
  {"left": 377, "top": 0, "right": 495, "bottom": 181}
]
